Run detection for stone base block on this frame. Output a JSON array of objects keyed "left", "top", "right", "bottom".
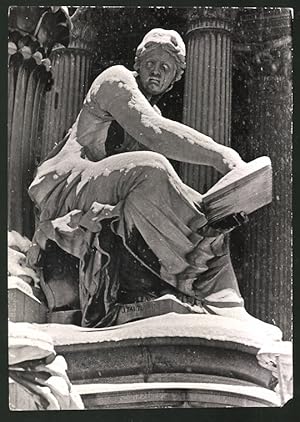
[
  {"left": 47, "top": 309, "right": 82, "bottom": 325},
  {"left": 8, "top": 278, "right": 47, "bottom": 323}
]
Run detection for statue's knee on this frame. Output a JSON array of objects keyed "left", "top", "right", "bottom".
[
  {"left": 143, "top": 166, "right": 170, "bottom": 187},
  {"left": 137, "top": 152, "right": 172, "bottom": 182},
  {"left": 133, "top": 151, "right": 170, "bottom": 170}
]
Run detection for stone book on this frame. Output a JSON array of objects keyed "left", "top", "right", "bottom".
[{"left": 202, "top": 156, "right": 273, "bottom": 224}]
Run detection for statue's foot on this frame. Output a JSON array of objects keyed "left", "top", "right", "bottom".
[{"left": 198, "top": 289, "right": 282, "bottom": 340}]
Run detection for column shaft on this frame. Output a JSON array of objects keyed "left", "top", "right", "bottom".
[
  {"left": 231, "top": 7, "right": 293, "bottom": 339},
  {"left": 40, "top": 7, "right": 97, "bottom": 159},
  {"left": 180, "top": 8, "right": 235, "bottom": 193},
  {"left": 40, "top": 49, "right": 93, "bottom": 159},
  {"left": 8, "top": 54, "right": 50, "bottom": 237},
  {"left": 8, "top": 6, "right": 73, "bottom": 237}
]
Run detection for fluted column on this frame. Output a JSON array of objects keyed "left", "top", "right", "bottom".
[
  {"left": 231, "top": 8, "right": 293, "bottom": 339},
  {"left": 180, "top": 7, "right": 237, "bottom": 193},
  {"left": 41, "top": 7, "right": 98, "bottom": 159},
  {"left": 8, "top": 49, "right": 52, "bottom": 237},
  {"left": 8, "top": 6, "right": 73, "bottom": 237}
]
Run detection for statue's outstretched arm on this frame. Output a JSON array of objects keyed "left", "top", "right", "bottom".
[{"left": 98, "top": 66, "right": 245, "bottom": 174}]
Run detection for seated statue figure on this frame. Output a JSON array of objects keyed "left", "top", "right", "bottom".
[{"left": 27, "top": 28, "right": 263, "bottom": 328}]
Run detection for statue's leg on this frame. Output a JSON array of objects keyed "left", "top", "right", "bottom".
[
  {"left": 30, "top": 150, "right": 281, "bottom": 332},
  {"left": 61, "top": 150, "right": 207, "bottom": 294},
  {"left": 83, "top": 151, "right": 248, "bottom": 305},
  {"left": 192, "top": 232, "right": 282, "bottom": 336},
  {"left": 90, "top": 151, "right": 208, "bottom": 283},
  {"left": 192, "top": 233, "right": 242, "bottom": 300},
  {"left": 30, "top": 150, "right": 207, "bottom": 325}
]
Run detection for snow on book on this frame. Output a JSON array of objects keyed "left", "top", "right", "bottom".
[{"left": 202, "top": 156, "right": 272, "bottom": 224}]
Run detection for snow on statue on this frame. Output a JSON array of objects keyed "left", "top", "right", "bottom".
[{"left": 27, "top": 28, "right": 273, "bottom": 331}]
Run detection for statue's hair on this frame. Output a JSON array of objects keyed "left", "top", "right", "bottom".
[{"left": 134, "top": 28, "right": 186, "bottom": 83}]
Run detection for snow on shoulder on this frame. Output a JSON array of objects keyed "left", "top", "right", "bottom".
[{"left": 91, "top": 65, "right": 138, "bottom": 96}]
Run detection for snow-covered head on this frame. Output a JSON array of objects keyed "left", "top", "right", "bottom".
[{"left": 134, "top": 28, "right": 186, "bottom": 84}]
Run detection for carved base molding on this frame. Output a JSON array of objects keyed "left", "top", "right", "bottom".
[
  {"left": 75, "top": 380, "right": 280, "bottom": 408},
  {"left": 35, "top": 313, "right": 283, "bottom": 408}
]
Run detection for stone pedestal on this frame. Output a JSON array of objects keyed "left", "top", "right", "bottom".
[
  {"left": 180, "top": 7, "right": 237, "bottom": 193},
  {"left": 8, "top": 278, "right": 47, "bottom": 323},
  {"left": 75, "top": 381, "right": 280, "bottom": 408},
  {"left": 36, "top": 313, "right": 283, "bottom": 408}
]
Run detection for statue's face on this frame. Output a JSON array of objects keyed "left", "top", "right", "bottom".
[{"left": 139, "top": 46, "right": 177, "bottom": 96}]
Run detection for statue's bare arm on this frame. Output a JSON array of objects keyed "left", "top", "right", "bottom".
[{"left": 96, "top": 66, "right": 245, "bottom": 174}]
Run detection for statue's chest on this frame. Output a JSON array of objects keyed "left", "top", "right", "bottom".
[{"left": 105, "top": 120, "right": 150, "bottom": 156}]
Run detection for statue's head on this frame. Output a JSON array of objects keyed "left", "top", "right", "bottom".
[{"left": 134, "top": 28, "right": 186, "bottom": 96}]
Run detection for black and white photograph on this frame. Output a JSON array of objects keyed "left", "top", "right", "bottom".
[{"left": 7, "top": 5, "right": 293, "bottom": 410}]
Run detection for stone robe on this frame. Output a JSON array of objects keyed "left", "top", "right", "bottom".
[{"left": 28, "top": 65, "right": 242, "bottom": 327}]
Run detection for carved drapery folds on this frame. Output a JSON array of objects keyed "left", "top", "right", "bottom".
[
  {"left": 40, "top": 7, "right": 98, "bottom": 160},
  {"left": 180, "top": 7, "right": 237, "bottom": 192},
  {"left": 8, "top": 6, "right": 72, "bottom": 237},
  {"left": 231, "top": 8, "right": 293, "bottom": 339}
]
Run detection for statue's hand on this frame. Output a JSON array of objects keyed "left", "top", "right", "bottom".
[
  {"left": 210, "top": 212, "right": 249, "bottom": 233},
  {"left": 217, "top": 147, "right": 246, "bottom": 175},
  {"left": 26, "top": 244, "right": 43, "bottom": 269}
]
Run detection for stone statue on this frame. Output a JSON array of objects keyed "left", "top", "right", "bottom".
[
  {"left": 9, "top": 321, "right": 84, "bottom": 410},
  {"left": 27, "top": 28, "right": 264, "bottom": 328}
]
